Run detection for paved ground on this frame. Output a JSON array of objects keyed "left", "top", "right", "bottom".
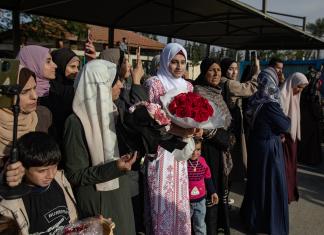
[{"left": 228, "top": 155, "right": 324, "bottom": 235}]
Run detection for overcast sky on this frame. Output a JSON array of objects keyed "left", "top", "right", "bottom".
[{"left": 239, "top": 0, "right": 323, "bottom": 25}]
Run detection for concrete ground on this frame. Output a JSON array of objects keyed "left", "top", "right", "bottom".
[{"left": 228, "top": 156, "right": 324, "bottom": 235}]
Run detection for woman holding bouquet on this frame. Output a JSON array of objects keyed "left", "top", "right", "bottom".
[
  {"left": 144, "top": 43, "right": 199, "bottom": 235},
  {"left": 193, "top": 58, "right": 233, "bottom": 235}
]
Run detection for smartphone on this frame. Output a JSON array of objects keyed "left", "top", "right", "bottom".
[{"left": 0, "top": 59, "right": 20, "bottom": 108}]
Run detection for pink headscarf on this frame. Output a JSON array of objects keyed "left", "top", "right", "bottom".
[
  {"left": 280, "top": 72, "right": 308, "bottom": 141},
  {"left": 17, "top": 45, "right": 51, "bottom": 97}
]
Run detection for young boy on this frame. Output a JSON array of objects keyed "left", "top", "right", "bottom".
[
  {"left": 188, "top": 138, "right": 218, "bottom": 235},
  {"left": 0, "top": 132, "right": 78, "bottom": 235}
]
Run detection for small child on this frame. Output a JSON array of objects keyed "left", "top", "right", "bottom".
[
  {"left": 188, "top": 138, "right": 218, "bottom": 235},
  {"left": 0, "top": 132, "right": 78, "bottom": 235}
]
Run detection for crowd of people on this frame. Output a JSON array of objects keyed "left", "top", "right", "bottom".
[{"left": 0, "top": 39, "right": 322, "bottom": 235}]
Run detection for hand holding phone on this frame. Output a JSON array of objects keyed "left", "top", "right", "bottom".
[{"left": 84, "top": 29, "right": 96, "bottom": 62}]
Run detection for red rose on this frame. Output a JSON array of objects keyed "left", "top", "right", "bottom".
[{"left": 168, "top": 92, "right": 214, "bottom": 123}]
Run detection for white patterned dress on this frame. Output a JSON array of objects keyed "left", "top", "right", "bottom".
[{"left": 145, "top": 77, "right": 192, "bottom": 235}]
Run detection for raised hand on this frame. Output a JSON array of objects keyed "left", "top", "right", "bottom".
[
  {"left": 131, "top": 46, "right": 144, "bottom": 85},
  {"left": 85, "top": 30, "right": 96, "bottom": 61}
]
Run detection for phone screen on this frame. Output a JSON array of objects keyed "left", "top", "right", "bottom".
[{"left": 0, "top": 59, "right": 20, "bottom": 108}]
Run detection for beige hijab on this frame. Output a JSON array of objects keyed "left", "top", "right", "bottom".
[
  {"left": 280, "top": 72, "right": 308, "bottom": 141},
  {"left": 73, "top": 59, "right": 119, "bottom": 191},
  {"left": 0, "top": 67, "right": 38, "bottom": 157}
]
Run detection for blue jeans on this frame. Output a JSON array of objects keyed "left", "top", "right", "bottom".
[{"left": 190, "top": 199, "right": 207, "bottom": 235}]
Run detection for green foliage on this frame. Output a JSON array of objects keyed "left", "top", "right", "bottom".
[
  {"left": 253, "top": 49, "right": 314, "bottom": 61},
  {"left": 25, "top": 16, "right": 88, "bottom": 42},
  {"left": 185, "top": 42, "right": 207, "bottom": 66},
  {"left": 140, "top": 33, "right": 158, "bottom": 40},
  {"left": 307, "top": 18, "right": 324, "bottom": 38},
  {"left": 25, "top": 15, "right": 66, "bottom": 42},
  {"left": 0, "top": 9, "right": 88, "bottom": 42},
  {"left": 66, "top": 21, "right": 88, "bottom": 41},
  {"left": 306, "top": 18, "right": 324, "bottom": 59}
]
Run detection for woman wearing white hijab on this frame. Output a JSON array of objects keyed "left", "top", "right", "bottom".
[
  {"left": 63, "top": 59, "right": 136, "bottom": 235},
  {"left": 144, "top": 43, "right": 200, "bottom": 235},
  {"left": 280, "top": 72, "right": 308, "bottom": 203}
]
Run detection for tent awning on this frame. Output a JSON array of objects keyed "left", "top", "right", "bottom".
[{"left": 1, "top": 0, "right": 324, "bottom": 49}]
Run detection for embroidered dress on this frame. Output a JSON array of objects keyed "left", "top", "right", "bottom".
[{"left": 145, "top": 77, "right": 192, "bottom": 235}]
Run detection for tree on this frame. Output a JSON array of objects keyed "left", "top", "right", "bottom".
[
  {"left": 307, "top": 18, "right": 324, "bottom": 59},
  {"left": 25, "top": 16, "right": 88, "bottom": 42},
  {"left": 187, "top": 42, "right": 206, "bottom": 66},
  {"left": 140, "top": 32, "right": 158, "bottom": 40},
  {"left": 0, "top": 9, "right": 88, "bottom": 43}
]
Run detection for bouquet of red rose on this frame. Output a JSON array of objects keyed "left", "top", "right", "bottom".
[
  {"left": 168, "top": 92, "right": 214, "bottom": 122},
  {"left": 160, "top": 89, "right": 226, "bottom": 129}
]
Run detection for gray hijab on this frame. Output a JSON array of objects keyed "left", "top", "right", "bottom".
[{"left": 99, "top": 48, "right": 121, "bottom": 65}]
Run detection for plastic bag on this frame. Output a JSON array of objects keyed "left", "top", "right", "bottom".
[{"left": 173, "top": 137, "right": 195, "bottom": 161}]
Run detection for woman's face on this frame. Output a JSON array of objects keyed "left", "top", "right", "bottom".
[
  {"left": 112, "top": 79, "right": 123, "bottom": 101},
  {"left": 43, "top": 54, "right": 57, "bottom": 80},
  {"left": 65, "top": 59, "right": 80, "bottom": 79},
  {"left": 20, "top": 76, "right": 38, "bottom": 113},
  {"left": 226, "top": 62, "right": 239, "bottom": 80},
  {"left": 119, "top": 56, "right": 131, "bottom": 79},
  {"left": 168, "top": 53, "right": 186, "bottom": 78},
  {"left": 293, "top": 84, "right": 307, "bottom": 95},
  {"left": 205, "top": 63, "right": 222, "bottom": 87}
]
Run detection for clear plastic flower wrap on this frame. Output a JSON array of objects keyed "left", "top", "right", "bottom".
[
  {"left": 57, "top": 217, "right": 115, "bottom": 235},
  {"left": 160, "top": 88, "right": 226, "bottom": 129}
]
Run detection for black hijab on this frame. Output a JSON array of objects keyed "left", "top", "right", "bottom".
[
  {"left": 193, "top": 57, "right": 232, "bottom": 129},
  {"left": 46, "top": 48, "right": 79, "bottom": 144},
  {"left": 51, "top": 48, "right": 78, "bottom": 86},
  {"left": 194, "top": 57, "right": 220, "bottom": 86},
  {"left": 220, "top": 58, "right": 236, "bottom": 79}
]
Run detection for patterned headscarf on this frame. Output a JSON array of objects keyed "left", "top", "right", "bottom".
[
  {"left": 246, "top": 67, "right": 280, "bottom": 127},
  {"left": 17, "top": 45, "right": 51, "bottom": 97}
]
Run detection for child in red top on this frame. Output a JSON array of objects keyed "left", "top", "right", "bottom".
[{"left": 188, "top": 138, "right": 218, "bottom": 235}]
